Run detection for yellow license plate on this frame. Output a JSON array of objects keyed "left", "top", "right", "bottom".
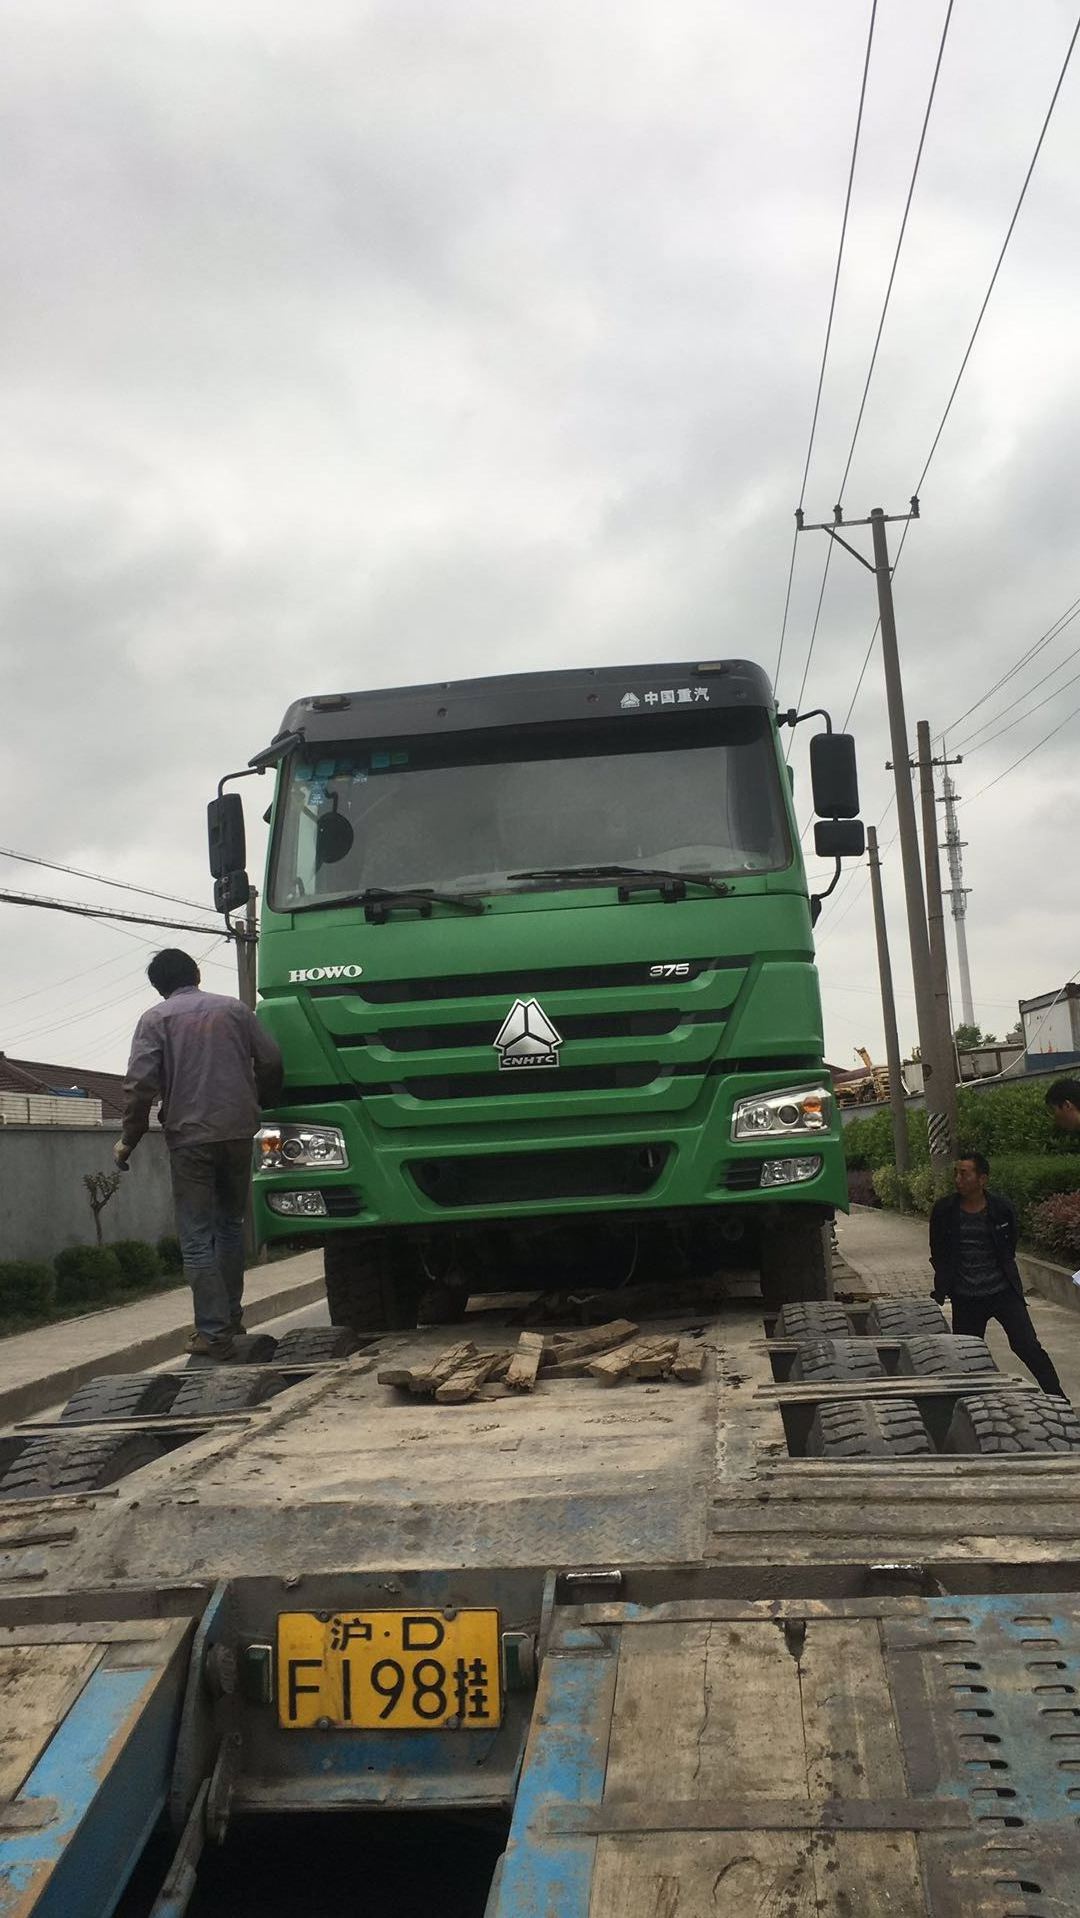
[{"left": 277, "top": 1608, "right": 502, "bottom": 1730}]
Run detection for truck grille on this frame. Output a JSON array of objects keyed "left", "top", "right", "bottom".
[
  {"left": 333, "top": 1008, "right": 725, "bottom": 1053},
  {"left": 408, "top": 1144, "right": 671, "bottom": 1207},
  {"left": 309, "top": 955, "right": 745, "bottom": 1004}
]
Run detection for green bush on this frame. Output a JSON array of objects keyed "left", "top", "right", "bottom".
[
  {"left": 0, "top": 1260, "right": 57, "bottom": 1321},
  {"left": 1028, "top": 1193, "right": 1080, "bottom": 1265},
  {"left": 903, "top": 1166, "right": 953, "bottom": 1216},
  {"left": 871, "top": 1165, "right": 904, "bottom": 1209},
  {"left": 54, "top": 1245, "right": 123, "bottom": 1304},
  {"left": 956, "top": 1081, "right": 1080, "bottom": 1160},
  {"left": 111, "top": 1240, "right": 162, "bottom": 1287},
  {"left": 157, "top": 1236, "right": 183, "bottom": 1273},
  {"left": 988, "top": 1155, "right": 1080, "bottom": 1232},
  {"left": 842, "top": 1111, "right": 893, "bottom": 1171}
]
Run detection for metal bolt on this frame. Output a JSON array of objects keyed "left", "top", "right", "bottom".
[
  {"left": 444, "top": 1713, "right": 460, "bottom": 1730},
  {"left": 443, "top": 1606, "right": 457, "bottom": 1621},
  {"left": 316, "top": 1716, "right": 331, "bottom": 1730}
]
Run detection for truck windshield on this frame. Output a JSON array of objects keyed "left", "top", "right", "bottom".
[{"left": 269, "top": 707, "right": 790, "bottom": 911}]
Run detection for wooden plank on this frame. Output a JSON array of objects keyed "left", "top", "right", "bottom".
[
  {"left": 628, "top": 1337, "right": 679, "bottom": 1380},
  {"left": 588, "top": 1342, "right": 641, "bottom": 1387},
  {"left": 671, "top": 1340, "right": 708, "bottom": 1383},
  {"left": 0, "top": 1642, "right": 103, "bottom": 1800},
  {"left": 434, "top": 1353, "right": 500, "bottom": 1403},
  {"left": 505, "top": 1332, "right": 545, "bottom": 1393},
  {"left": 539, "top": 1320, "right": 639, "bottom": 1368},
  {"left": 798, "top": 1619, "right": 907, "bottom": 1799},
  {"left": 377, "top": 1341, "right": 478, "bottom": 1394},
  {"left": 589, "top": 1831, "right": 815, "bottom": 1917},
  {"left": 604, "top": 1620, "right": 807, "bottom": 1803}
]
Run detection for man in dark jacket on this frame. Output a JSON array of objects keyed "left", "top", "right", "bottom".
[
  {"left": 116, "top": 949, "right": 283, "bottom": 1361},
  {"left": 929, "top": 1150, "right": 1063, "bottom": 1396}
]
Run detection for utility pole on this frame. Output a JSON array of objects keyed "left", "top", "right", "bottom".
[
  {"left": 867, "top": 826, "right": 910, "bottom": 1177},
  {"left": 940, "top": 757, "right": 975, "bottom": 1028},
  {"left": 915, "top": 722, "right": 958, "bottom": 1143},
  {"left": 234, "top": 886, "right": 258, "bottom": 1010},
  {"left": 795, "top": 499, "right": 953, "bottom": 1173}
]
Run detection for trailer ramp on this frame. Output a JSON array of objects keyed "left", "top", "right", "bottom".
[{"left": 492, "top": 1590, "right": 1080, "bottom": 1917}]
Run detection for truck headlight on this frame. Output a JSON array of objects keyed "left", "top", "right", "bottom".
[
  {"left": 255, "top": 1124, "right": 348, "bottom": 1171},
  {"left": 731, "top": 1085, "right": 831, "bottom": 1141}
]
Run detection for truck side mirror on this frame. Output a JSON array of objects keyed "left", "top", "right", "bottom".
[
  {"left": 815, "top": 819, "right": 865, "bottom": 859},
  {"left": 810, "top": 732, "right": 859, "bottom": 819},
  {"left": 214, "top": 871, "right": 250, "bottom": 914},
  {"left": 208, "top": 794, "right": 247, "bottom": 877}
]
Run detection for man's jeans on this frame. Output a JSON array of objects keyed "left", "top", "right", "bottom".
[{"left": 169, "top": 1140, "right": 251, "bottom": 1340}]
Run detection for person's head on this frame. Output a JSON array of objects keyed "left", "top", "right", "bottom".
[
  {"left": 1046, "top": 1080, "right": 1080, "bottom": 1135},
  {"left": 954, "top": 1149, "right": 989, "bottom": 1199},
  {"left": 147, "top": 949, "right": 200, "bottom": 999}
]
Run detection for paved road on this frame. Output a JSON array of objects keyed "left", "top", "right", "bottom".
[{"left": 839, "top": 1202, "right": 1080, "bottom": 1402}]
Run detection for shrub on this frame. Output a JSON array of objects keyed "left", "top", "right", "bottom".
[
  {"left": 111, "top": 1240, "right": 162, "bottom": 1288},
  {"left": 846, "top": 1169, "right": 880, "bottom": 1207},
  {"left": 872, "top": 1165, "right": 905, "bottom": 1209},
  {"left": 0, "top": 1260, "right": 57, "bottom": 1321},
  {"left": 157, "top": 1236, "right": 183, "bottom": 1274},
  {"left": 956, "top": 1081, "right": 1080, "bottom": 1160},
  {"left": 54, "top": 1245, "right": 123, "bottom": 1305},
  {"left": 1028, "top": 1193, "right": 1080, "bottom": 1265},
  {"left": 904, "top": 1166, "right": 953, "bottom": 1216},
  {"left": 989, "top": 1155, "right": 1080, "bottom": 1233},
  {"left": 842, "top": 1111, "right": 893, "bottom": 1171}
]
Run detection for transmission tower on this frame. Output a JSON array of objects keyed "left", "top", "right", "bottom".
[{"left": 940, "top": 762, "right": 975, "bottom": 1028}]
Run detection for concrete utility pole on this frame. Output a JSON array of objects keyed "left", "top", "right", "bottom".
[
  {"left": 234, "top": 886, "right": 258, "bottom": 1011},
  {"left": 867, "top": 826, "right": 910, "bottom": 1177},
  {"left": 940, "top": 760, "right": 975, "bottom": 1028},
  {"left": 795, "top": 498, "right": 952, "bottom": 1173},
  {"left": 915, "top": 722, "right": 959, "bottom": 1143}
]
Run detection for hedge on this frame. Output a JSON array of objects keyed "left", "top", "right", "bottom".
[
  {"left": 0, "top": 1261, "right": 57, "bottom": 1321},
  {"left": 845, "top": 1081, "right": 1080, "bottom": 1174},
  {"left": 157, "top": 1236, "right": 183, "bottom": 1273},
  {"left": 1029, "top": 1194, "right": 1080, "bottom": 1266},
  {"left": 54, "top": 1245, "right": 123, "bottom": 1304},
  {"left": 111, "top": 1240, "right": 162, "bottom": 1287}
]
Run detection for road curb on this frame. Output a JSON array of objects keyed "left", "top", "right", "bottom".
[
  {"left": 1019, "top": 1249, "right": 1079, "bottom": 1317},
  {"left": 0, "top": 1273, "right": 327, "bottom": 1427}
]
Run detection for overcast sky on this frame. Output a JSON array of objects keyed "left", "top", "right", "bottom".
[{"left": 1, "top": 0, "right": 1078, "bottom": 1079}]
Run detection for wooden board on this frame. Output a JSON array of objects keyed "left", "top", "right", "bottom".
[
  {"left": 0, "top": 1641, "right": 103, "bottom": 1801},
  {"left": 505, "top": 1333, "right": 544, "bottom": 1393}
]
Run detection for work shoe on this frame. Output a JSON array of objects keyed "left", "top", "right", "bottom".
[
  {"left": 228, "top": 1318, "right": 246, "bottom": 1338},
  {"left": 187, "top": 1331, "right": 236, "bottom": 1362}
]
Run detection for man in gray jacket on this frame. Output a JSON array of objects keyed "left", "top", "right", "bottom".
[{"left": 116, "top": 949, "right": 283, "bottom": 1359}]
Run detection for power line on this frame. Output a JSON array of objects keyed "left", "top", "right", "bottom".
[
  {"left": 961, "top": 663, "right": 1080, "bottom": 756},
  {"left": 961, "top": 699, "right": 1080, "bottom": 806},
  {"left": 945, "top": 595, "right": 1080, "bottom": 743},
  {"left": 774, "top": 0, "right": 878, "bottom": 688},
  {"left": 0, "top": 846, "right": 213, "bottom": 915},
  {"left": 794, "top": 0, "right": 954, "bottom": 715},
  {"left": 0, "top": 889, "right": 225, "bottom": 937},
  {"left": 840, "top": 10, "right": 1080, "bottom": 735}
]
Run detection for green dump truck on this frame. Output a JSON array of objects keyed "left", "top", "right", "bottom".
[{"left": 208, "top": 659, "right": 864, "bottom": 1325}]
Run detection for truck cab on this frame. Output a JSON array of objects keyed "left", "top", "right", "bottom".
[{"left": 209, "top": 658, "right": 863, "bottom": 1323}]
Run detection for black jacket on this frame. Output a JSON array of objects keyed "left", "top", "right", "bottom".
[{"left": 928, "top": 1189, "right": 1023, "bottom": 1301}]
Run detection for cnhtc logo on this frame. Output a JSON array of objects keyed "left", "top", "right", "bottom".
[
  {"left": 493, "top": 999, "right": 563, "bottom": 1069},
  {"left": 289, "top": 963, "right": 363, "bottom": 984}
]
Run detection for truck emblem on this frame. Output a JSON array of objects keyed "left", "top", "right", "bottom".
[
  {"left": 620, "top": 691, "right": 641, "bottom": 709},
  {"left": 493, "top": 999, "right": 563, "bottom": 1069},
  {"left": 288, "top": 963, "right": 364, "bottom": 983}
]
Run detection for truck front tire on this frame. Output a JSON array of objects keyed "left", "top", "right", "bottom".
[
  {"left": 323, "top": 1234, "right": 424, "bottom": 1333},
  {"left": 759, "top": 1214, "right": 832, "bottom": 1307}
]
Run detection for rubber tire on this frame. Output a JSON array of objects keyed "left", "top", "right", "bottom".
[
  {"left": 945, "top": 1390, "right": 1080, "bottom": 1455},
  {"left": 791, "top": 1338, "right": 887, "bottom": 1383},
  {"left": 775, "top": 1302, "right": 852, "bottom": 1340},
  {"left": 759, "top": 1216, "right": 831, "bottom": 1308},
  {"left": 866, "top": 1299, "right": 949, "bottom": 1339},
  {"left": 168, "top": 1369, "right": 278, "bottom": 1416},
  {"left": 228, "top": 1333, "right": 280, "bottom": 1365},
  {"left": 323, "top": 1235, "right": 424, "bottom": 1333},
  {"left": 0, "top": 1434, "right": 164, "bottom": 1499},
  {"left": 60, "top": 1373, "right": 180, "bottom": 1423},
  {"left": 806, "top": 1397, "right": 933, "bottom": 1459},
  {"left": 896, "top": 1334, "right": 999, "bottom": 1379},
  {"left": 273, "top": 1326, "right": 359, "bottom": 1365}
]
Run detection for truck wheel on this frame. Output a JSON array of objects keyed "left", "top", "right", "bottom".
[
  {"left": 0, "top": 1433, "right": 164, "bottom": 1499},
  {"left": 896, "top": 1335, "right": 999, "bottom": 1379},
  {"left": 791, "top": 1338, "right": 886, "bottom": 1383},
  {"left": 759, "top": 1216, "right": 831, "bottom": 1307},
  {"left": 775, "top": 1302, "right": 851, "bottom": 1340},
  {"left": 168, "top": 1369, "right": 280, "bottom": 1416},
  {"left": 60, "top": 1373, "right": 180, "bottom": 1423},
  {"left": 323, "top": 1235, "right": 423, "bottom": 1333},
  {"left": 273, "top": 1327, "right": 359, "bottom": 1364},
  {"left": 806, "top": 1398, "right": 933, "bottom": 1458},
  {"left": 945, "top": 1391, "right": 1080, "bottom": 1455},
  {"left": 867, "top": 1299, "right": 949, "bottom": 1339}
]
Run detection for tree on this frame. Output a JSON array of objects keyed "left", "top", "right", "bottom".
[
  {"left": 83, "top": 1171, "right": 122, "bottom": 1247},
  {"left": 954, "top": 1023, "right": 998, "bottom": 1050}
]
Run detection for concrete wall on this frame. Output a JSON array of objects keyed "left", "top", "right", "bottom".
[{"left": 0, "top": 1126, "right": 174, "bottom": 1264}]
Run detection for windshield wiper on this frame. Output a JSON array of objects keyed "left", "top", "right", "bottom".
[
  {"left": 293, "top": 887, "right": 485, "bottom": 923},
  {"left": 509, "top": 864, "right": 731, "bottom": 901}
]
